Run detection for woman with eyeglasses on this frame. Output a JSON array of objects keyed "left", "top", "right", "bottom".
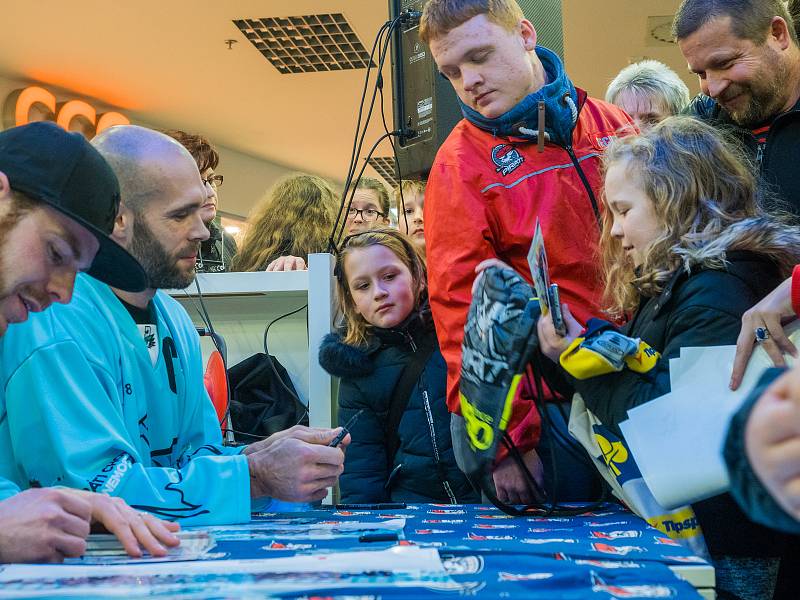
[{"left": 345, "top": 177, "right": 391, "bottom": 235}]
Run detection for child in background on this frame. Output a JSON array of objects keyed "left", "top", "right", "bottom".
[
  {"left": 231, "top": 173, "right": 339, "bottom": 272},
  {"left": 344, "top": 177, "right": 391, "bottom": 235},
  {"left": 536, "top": 117, "right": 800, "bottom": 600},
  {"left": 393, "top": 180, "right": 426, "bottom": 255},
  {"left": 319, "top": 228, "right": 478, "bottom": 504}
]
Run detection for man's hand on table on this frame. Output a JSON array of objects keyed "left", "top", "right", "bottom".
[
  {"left": 76, "top": 490, "right": 180, "bottom": 558},
  {"left": 246, "top": 425, "right": 350, "bottom": 501},
  {"left": 0, "top": 488, "right": 179, "bottom": 563}
]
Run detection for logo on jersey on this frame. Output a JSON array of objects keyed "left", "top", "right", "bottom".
[{"left": 491, "top": 144, "right": 525, "bottom": 176}]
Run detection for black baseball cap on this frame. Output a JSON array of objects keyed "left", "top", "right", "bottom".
[{"left": 0, "top": 121, "right": 147, "bottom": 292}]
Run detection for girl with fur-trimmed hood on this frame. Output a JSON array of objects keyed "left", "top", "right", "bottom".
[
  {"left": 536, "top": 116, "right": 800, "bottom": 600},
  {"left": 319, "top": 229, "right": 478, "bottom": 504}
]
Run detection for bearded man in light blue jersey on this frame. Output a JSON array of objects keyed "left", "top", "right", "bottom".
[{"left": 0, "top": 125, "right": 348, "bottom": 526}]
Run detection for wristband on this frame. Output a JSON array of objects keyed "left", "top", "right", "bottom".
[{"left": 791, "top": 265, "right": 800, "bottom": 317}]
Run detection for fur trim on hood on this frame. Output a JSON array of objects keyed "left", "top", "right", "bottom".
[
  {"left": 318, "top": 306, "right": 435, "bottom": 379},
  {"left": 674, "top": 216, "right": 800, "bottom": 277},
  {"left": 319, "top": 332, "right": 377, "bottom": 379}
]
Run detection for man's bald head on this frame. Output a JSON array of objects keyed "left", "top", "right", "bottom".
[{"left": 91, "top": 125, "right": 201, "bottom": 214}]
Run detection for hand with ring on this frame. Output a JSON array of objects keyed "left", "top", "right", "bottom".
[
  {"left": 731, "top": 275, "right": 798, "bottom": 390},
  {"left": 755, "top": 327, "right": 771, "bottom": 343}
]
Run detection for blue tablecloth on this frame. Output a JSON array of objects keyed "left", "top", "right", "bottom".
[
  {"left": 196, "top": 502, "right": 708, "bottom": 598},
  {"left": 0, "top": 502, "right": 709, "bottom": 598}
]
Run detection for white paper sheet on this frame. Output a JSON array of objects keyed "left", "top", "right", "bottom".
[
  {"left": 621, "top": 322, "right": 800, "bottom": 509},
  {"left": 0, "top": 545, "right": 448, "bottom": 598}
]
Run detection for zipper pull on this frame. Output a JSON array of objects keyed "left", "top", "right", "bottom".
[
  {"left": 405, "top": 332, "right": 418, "bottom": 352},
  {"left": 537, "top": 101, "right": 546, "bottom": 153}
]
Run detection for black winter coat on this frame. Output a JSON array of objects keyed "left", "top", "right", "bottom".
[
  {"left": 319, "top": 310, "right": 479, "bottom": 504},
  {"left": 571, "top": 251, "right": 791, "bottom": 557},
  {"left": 684, "top": 94, "right": 800, "bottom": 218}
]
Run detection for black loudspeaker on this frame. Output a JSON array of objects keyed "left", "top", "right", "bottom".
[{"left": 389, "top": 0, "right": 564, "bottom": 180}]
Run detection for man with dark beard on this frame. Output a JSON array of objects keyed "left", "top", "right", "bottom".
[
  {"left": 675, "top": 0, "right": 800, "bottom": 215},
  {"left": 0, "top": 126, "right": 348, "bottom": 526}
]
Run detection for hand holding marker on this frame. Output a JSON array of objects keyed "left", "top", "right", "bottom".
[{"left": 328, "top": 409, "right": 362, "bottom": 448}]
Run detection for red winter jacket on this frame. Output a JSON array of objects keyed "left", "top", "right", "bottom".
[{"left": 425, "top": 90, "right": 634, "bottom": 457}]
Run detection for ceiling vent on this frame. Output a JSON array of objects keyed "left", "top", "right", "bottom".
[
  {"left": 368, "top": 157, "right": 399, "bottom": 188},
  {"left": 646, "top": 15, "right": 676, "bottom": 46},
  {"left": 233, "top": 14, "right": 374, "bottom": 74}
]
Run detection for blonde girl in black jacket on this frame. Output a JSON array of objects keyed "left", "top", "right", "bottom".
[{"left": 537, "top": 116, "right": 800, "bottom": 600}]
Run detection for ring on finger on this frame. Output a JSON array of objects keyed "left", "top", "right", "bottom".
[{"left": 755, "top": 327, "right": 771, "bottom": 343}]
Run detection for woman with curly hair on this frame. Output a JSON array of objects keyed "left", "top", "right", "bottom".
[{"left": 232, "top": 173, "right": 339, "bottom": 272}]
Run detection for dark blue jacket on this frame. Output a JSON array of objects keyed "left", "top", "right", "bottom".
[
  {"left": 724, "top": 367, "right": 800, "bottom": 534},
  {"left": 319, "top": 309, "right": 479, "bottom": 504}
]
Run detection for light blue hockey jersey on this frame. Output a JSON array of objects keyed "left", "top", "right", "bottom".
[{"left": 0, "top": 274, "right": 256, "bottom": 525}]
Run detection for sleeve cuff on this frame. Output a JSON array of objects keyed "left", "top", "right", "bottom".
[{"left": 791, "top": 265, "right": 800, "bottom": 317}]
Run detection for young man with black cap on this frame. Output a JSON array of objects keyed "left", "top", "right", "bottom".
[
  {"left": 0, "top": 125, "right": 348, "bottom": 527},
  {"left": 0, "top": 121, "right": 180, "bottom": 563}
]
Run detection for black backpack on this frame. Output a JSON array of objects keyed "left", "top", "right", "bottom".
[{"left": 227, "top": 353, "right": 309, "bottom": 442}]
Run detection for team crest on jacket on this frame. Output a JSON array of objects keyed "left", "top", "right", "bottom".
[
  {"left": 491, "top": 144, "right": 525, "bottom": 175},
  {"left": 592, "top": 132, "right": 619, "bottom": 151}
]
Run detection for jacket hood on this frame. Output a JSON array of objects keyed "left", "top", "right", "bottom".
[
  {"left": 318, "top": 305, "right": 435, "bottom": 379},
  {"left": 459, "top": 46, "right": 578, "bottom": 147},
  {"left": 319, "top": 332, "right": 376, "bottom": 379},
  {"left": 674, "top": 216, "right": 800, "bottom": 275}
]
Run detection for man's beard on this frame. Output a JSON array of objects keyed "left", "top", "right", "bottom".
[
  {"left": 130, "top": 217, "right": 199, "bottom": 290},
  {"left": 723, "top": 51, "right": 790, "bottom": 128},
  {"left": 0, "top": 207, "right": 18, "bottom": 300},
  {"left": 0, "top": 196, "right": 45, "bottom": 306}
]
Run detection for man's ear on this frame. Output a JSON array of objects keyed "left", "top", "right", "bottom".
[
  {"left": 771, "top": 16, "right": 793, "bottom": 51},
  {"left": 111, "top": 204, "right": 134, "bottom": 246},
  {"left": 520, "top": 19, "right": 538, "bottom": 51}
]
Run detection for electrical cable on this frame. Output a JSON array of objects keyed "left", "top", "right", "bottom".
[
  {"left": 471, "top": 352, "right": 609, "bottom": 517},
  {"left": 328, "top": 15, "right": 405, "bottom": 250},
  {"left": 220, "top": 428, "right": 269, "bottom": 441},
  {"left": 182, "top": 281, "right": 233, "bottom": 434},
  {"left": 328, "top": 18, "right": 394, "bottom": 251},
  {"left": 527, "top": 354, "right": 610, "bottom": 516},
  {"left": 332, "top": 130, "right": 402, "bottom": 246},
  {"left": 377, "top": 66, "right": 408, "bottom": 236},
  {"left": 262, "top": 304, "right": 310, "bottom": 427},
  {"left": 331, "top": 22, "right": 402, "bottom": 246}
]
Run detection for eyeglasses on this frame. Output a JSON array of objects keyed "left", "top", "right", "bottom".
[
  {"left": 346, "top": 207, "right": 385, "bottom": 222},
  {"left": 202, "top": 174, "right": 224, "bottom": 189}
]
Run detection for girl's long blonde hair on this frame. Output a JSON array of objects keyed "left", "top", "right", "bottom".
[
  {"left": 336, "top": 228, "right": 426, "bottom": 347},
  {"left": 601, "top": 116, "right": 800, "bottom": 319},
  {"left": 232, "top": 173, "right": 339, "bottom": 271}
]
